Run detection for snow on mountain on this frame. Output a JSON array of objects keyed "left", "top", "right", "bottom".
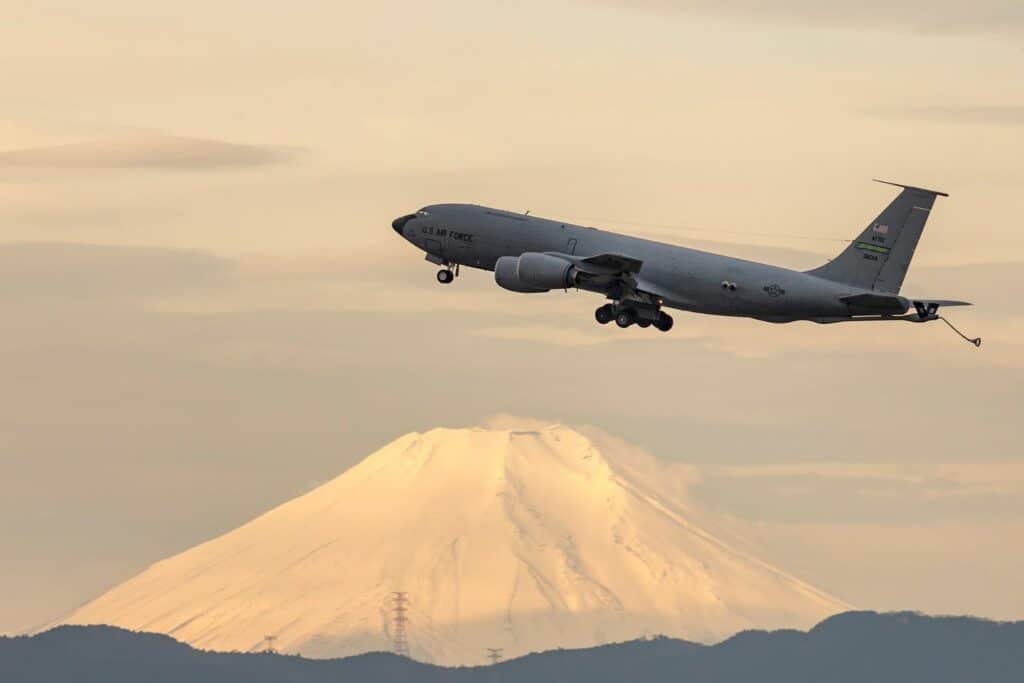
[{"left": 61, "top": 424, "right": 848, "bottom": 665}]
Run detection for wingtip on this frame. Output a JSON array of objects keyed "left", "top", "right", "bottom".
[{"left": 872, "top": 179, "right": 949, "bottom": 198}]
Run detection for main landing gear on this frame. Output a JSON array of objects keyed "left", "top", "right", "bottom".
[
  {"left": 595, "top": 304, "right": 673, "bottom": 332},
  {"left": 436, "top": 263, "right": 459, "bottom": 284}
]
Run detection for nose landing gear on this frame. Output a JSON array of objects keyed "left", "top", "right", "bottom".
[{"left": 436, "top": 263, "right": 459, "bottom": 284}]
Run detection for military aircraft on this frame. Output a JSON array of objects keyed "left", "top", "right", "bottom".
[{"left": 392, "top": 180, "right": 980, "bottom": 345}]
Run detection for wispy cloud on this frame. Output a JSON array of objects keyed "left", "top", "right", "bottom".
[
  {"left": 0, "top": 242, "right": 233, "bottom": 303},
  {"left": 871, "top": 105, "right": 1024, "bottom": 125},
  {"left": 0, "top": 133, "right": 298, "bottom": 170},
  {"left": 591, "top": 1, "right": 1024, "bottom": 38},
  {"left": 697, "top": 461, "right": 1024, "bottom": 524}
]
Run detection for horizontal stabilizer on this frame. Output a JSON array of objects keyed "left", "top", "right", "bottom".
[
  {"left": 840, "top": 292, "right": 908, "bottom": 313},
  {"left": 911, "top": 299, "right": 972, "bottom": 308},
  {"left": 840, "top": 293, "right": 971, "bottom": 316}
]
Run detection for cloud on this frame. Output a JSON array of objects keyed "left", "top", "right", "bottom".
[
  {"left": 473, "top": 324, "right": 615, "bottom": 347},
  {"left": 479, "top": 414, "right": 565, "bottom": 431},
  {"left": 591, "top": 1, "right": 1024, "bottom": 38},
  {"left": 25, "top": 240, "right": 1013, "bottom": 368},
  {"left": 0, "top": 242, "right": 234, "bottom": 303},
  {"left": 749, "top": 520, "right": 1024, "bottom": 621},
  {"left": 696, "top": 461, "right": 1024, "bottom": 524},
  {"left": 871, "top": 106, "right": 1024, "bottom": 126},
  {"left": 0, "top": 133, "right": 298, "bottom": 170}
]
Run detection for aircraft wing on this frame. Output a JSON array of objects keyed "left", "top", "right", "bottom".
[
  {"left": 575, "top": 253, "right": 643, "bottom": 275},
  {"left": 545, "top": 251, "right": 655, "bottom": 302}
]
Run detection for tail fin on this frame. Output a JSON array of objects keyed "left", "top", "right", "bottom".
[{"left": 807, "top": 180, "right": 947, "bottom": 294}]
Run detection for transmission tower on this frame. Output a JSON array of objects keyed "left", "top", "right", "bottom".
[
  {"left": 486, "top": 647, "right": 503, "bottom": 665},
  {"left": 391, "top": 592, "right": 410, "bottom": 657}
]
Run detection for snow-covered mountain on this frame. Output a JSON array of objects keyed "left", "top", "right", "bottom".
[{"left": 62, "top": 424, "right": 848, "bottom": 665}]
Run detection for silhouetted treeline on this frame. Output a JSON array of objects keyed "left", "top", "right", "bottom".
[{"left": 2, "top": 611, "right": 1022, "bottom": 683}]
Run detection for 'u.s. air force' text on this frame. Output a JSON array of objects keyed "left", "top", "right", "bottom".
[{"left": 421, "top": 226, "right": 473, "bottom": 242}]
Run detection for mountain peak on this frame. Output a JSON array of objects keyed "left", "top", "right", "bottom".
[{"left": 62, "top": 424, "right": 847, "bottom": 665}]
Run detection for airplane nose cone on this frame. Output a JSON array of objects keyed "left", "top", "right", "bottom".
[{"left": 392, "top": 214, "right": 415, "bottom": 235}]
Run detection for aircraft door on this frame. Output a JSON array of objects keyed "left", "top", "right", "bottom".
[
  {"left": 424, "top": 238, "right": 443, "bottom": 259},
  {"left": 451, "top": 237, "right": 471, "bottom": 265}
]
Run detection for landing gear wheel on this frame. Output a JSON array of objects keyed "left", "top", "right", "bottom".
[
  {"left": 637, "top": 320, "right": 651, "bottom": 328},
  {"left": 436, "top": 269, "right": 454, "bottom": 284},
  {"left": 594, "top": 304, "right": 614, "bottom": 325},
  {"left": 615, "top": 309, "right": 636, "bottom": 328},
  {"left": 653, "top": 312, "right": 674, "bottom": 332}
]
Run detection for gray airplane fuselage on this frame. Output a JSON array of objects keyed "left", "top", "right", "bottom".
[{"left": 394, "top": 203, "right": 862, "bottom": 322}]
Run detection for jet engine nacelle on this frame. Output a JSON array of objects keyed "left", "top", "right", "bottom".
[{"left": 494, "top": 253, "right": 576, "bottom": 293}]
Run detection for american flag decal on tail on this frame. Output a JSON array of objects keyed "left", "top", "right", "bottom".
[{"left": 873, "top": 223, "right": 889, "bottom": 234}]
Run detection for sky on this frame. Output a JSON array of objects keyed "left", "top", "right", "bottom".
[{"left": 0, "top": 0, "right": 1022, "bottom": 634}]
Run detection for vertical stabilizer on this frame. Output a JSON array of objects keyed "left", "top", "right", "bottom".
[{"left": 807, "top": 181, "right": 947, "bottom": 293}]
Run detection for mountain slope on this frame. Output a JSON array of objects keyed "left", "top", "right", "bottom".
[{"left": 61, "top": 424, "right": 846, "bottom": 664}]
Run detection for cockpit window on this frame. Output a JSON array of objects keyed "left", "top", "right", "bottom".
[{"left": 416, "top": 210, "right": 430, "bottom": 217}]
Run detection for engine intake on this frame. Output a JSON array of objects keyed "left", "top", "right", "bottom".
[{"left": 495, "top": 253, "right": 576, "bottom": 293}]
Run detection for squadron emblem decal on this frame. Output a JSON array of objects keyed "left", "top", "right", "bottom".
[{"left": 763, "top": 283, "right": 786, "bottom": 297}]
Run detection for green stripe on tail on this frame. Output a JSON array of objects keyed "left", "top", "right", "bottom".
[{"left": 855, "top": 242, "right": 891, "bottom": 255}]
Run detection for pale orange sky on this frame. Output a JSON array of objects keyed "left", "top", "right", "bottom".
[{"left": 0, "top": 0, "right": 1022, "bottom": 634}]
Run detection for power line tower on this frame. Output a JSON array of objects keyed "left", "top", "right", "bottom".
[
  {"left": 486, "top": 648, "right": 503, "bottom": 666},
  {"left": 262, "top": 635, "right": 277, "bottom": 653},
  {"left": 391, "top": 592, "right": 410, "bottom": 657}
]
